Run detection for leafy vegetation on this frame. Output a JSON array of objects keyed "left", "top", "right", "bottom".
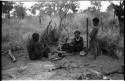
[
  {"left": 2, "top": 1, "right": 124, "bottom": 59},
  {"left": 1, "top": 1, "right": 124, "bottom": 80},
  {"left": 2, "top": 1, "right": 14, "bottom": 18}
]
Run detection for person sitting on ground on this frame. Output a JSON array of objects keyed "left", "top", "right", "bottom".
[
  {"left": 88, "top": 17, "right": 100, "bottom": 59},
  {"left": 27, "top": 33, "right": 50, "bottom": 60},
  {"left": 61, "top": 30, "right": 84, "bottom": 54}
]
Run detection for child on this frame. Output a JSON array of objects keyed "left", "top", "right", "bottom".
[
  {"left": 61, "top": 30, "right": 84, "bottom": 54},
  {"left": 89, "top": 17, "right": 100, "bottom": 59},
  {"left": 27, "top": 33, "right": 50, "bottom": 60}
]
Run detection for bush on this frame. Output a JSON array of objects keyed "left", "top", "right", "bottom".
[
  {"left": 2, "top": 34, "right": 10, "bottom": 43},
  {"left": 2, "top": 17, "right": 41, "bottom": 52}
]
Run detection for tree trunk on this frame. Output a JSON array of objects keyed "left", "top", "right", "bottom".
[
  {"left": 7, "top": 11, "right": 10, "bottom": 19},
  {"left": 39, "top": 14, "right": 42, "bottom": 28},
  {"left": 118, "top": 16, "right": 124, "bottom": 36},
  {"left": 22, "top": 13, "right": 24, "bottom": 20}
]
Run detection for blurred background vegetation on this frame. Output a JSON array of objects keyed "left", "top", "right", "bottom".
[{"left": 1, "top": 1, "right": 124, "bottom": 54}]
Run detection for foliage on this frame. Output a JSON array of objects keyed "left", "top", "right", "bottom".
[
  {"left": 29, "top": 1, "right": 80, "bottom": 46},
  {"left": 14, "top": 3, "right": 26, "bottom": 20},
  {"left": 112, "top": 1, "right": 124, "bottom": 17},
  {"left": 90, "top": 1, "right": 102, "bottom": 17},
  {"left": 111, "top": 1, "right": 124, "bottom": 35},
  {"left": 106, "top": 3, "right": 114, "bottom": 13},
  {"left": 57, "top": 1, "right": 79, "bottom": 19},
  {"left": 2, "top": 1, "right": 14, "bottom": 18},
  {"left": 91, "top": 1, "right": 102, "bottom": 10},
  {"left": 83, "top": 7, "right": 97, "bottom": 16},
  {"left": 82, "top": 1, "right": 102, "bottom": 17},
  {"left": 2, "top": 1, "right": 124, "bottom": 59},
  {"left": 30, "top": 1, "right": 79, "bottom": 18}
]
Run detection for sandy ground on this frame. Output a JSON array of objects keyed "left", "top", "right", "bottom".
[{"left": 2, "top": 50, "right": 124, "bottom": 80}]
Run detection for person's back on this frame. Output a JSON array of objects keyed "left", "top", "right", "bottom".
[
  {"left": 27, "top": 33, "right": 49, "bottom": 60},
  {"left": 27, "top": 33, "right": 41, "bottom": 60}
]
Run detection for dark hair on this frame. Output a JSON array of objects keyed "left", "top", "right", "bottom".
[
  {"left": 32, "top": 33, "right": 39, "bottom": 42},
  {"left": 74, "top": 30, "right": 80, "bottom": 34},
  {"left": 93, "top": 17, "right": 99, "bottom": 23}
]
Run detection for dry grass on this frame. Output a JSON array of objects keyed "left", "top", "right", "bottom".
[
  {"left": 2, "top": 14, "right": 124, "bottom": 80},
  {"left": 2, "top": 14, "right": 123, "bottom": 52},
  {"left": 2, "top": 17, "right": 42, "bottom": 51}
]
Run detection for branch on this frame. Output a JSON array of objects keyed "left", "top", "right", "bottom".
[{"left": 2, "top": 50, "right": 16, "bottom": 62}]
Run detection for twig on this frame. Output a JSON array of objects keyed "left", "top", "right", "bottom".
[
  {"left": 49, "top": 66, "right": 67, "bottom": 72},
  {"left": 2, "top": 50, "right": 17, "bottom": 62}
]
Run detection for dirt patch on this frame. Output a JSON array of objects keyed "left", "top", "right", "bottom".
[{"left": 2, "top": 51, "right": 124, "bottom": 80}]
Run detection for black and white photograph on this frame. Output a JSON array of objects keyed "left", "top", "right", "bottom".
[{"left": 1, "top": 0, "right": 124, "bottom": 80}]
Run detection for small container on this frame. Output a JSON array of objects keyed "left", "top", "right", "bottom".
[{"left": 80, "top": 51, "right": 86, "bottom": 56}]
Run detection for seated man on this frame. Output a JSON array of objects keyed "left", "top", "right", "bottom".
[
  {"left": 61, "top": 30, "right": 84, "bottom": 54},
  {"left": 27, "top": 33, "right": 50, "bottom": 60}
]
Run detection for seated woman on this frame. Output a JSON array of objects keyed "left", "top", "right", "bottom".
[
  {"left": 61, "top": 30, "right": 84, "bottom": 54},
  {"left": 27, "top": 33, "right": 50, "bottom": 60}
]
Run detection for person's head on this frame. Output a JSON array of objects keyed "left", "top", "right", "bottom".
[
  {"left": 74, "top": 30, "right": 81, "bottom": 38},
  {"left": 32, "top": 33, "right": 39, "bottom": 42},
  {"left": 93, "top": 17, "right": 99, "bottom": 26}
]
